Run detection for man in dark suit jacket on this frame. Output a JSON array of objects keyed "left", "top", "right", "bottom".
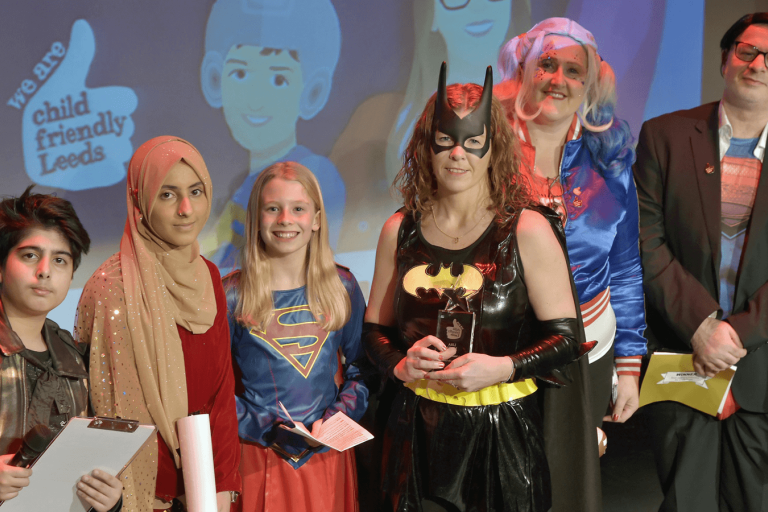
[{"left": 634, "top": 12, "right": 768, "bottom": 512}]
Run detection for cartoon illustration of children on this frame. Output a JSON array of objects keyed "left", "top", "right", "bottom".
[
  {"left": 200, "top": 0, "right": 344, "bottom": 273},
  {"left": 329, "top": 0, "right": 526, "bottom": 296}
]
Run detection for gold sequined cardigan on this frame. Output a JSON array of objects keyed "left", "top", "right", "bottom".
[{"left": 75, "top": 254, "right": 160, "bottom": 512}]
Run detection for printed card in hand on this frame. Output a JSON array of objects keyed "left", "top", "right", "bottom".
[
  {"left": 638, "top": 352, "right": 737, "bottom": 416},
  {"left": 277, "top": 402, "right": 373, "bottom": 452}
]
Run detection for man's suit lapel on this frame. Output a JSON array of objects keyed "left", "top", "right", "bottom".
[{"left": 690, "top": 105, "right": 722, "bottom": 281}]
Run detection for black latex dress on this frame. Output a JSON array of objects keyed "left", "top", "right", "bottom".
[{"left": 365, "top": 206, "right": 585, "bottom": 512}]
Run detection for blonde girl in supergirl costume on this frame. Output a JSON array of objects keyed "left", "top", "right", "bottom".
[{"left": 224, "top": 161, "right": 369, "bottom": 512}]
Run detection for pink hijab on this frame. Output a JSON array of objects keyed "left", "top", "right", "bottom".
[{"left": 118, "top": 136, "right": 215, "bottom": 466}]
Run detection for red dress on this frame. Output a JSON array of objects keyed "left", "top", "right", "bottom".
[{"left": 155, "top": 259, "right": 241, "bottom": 506}]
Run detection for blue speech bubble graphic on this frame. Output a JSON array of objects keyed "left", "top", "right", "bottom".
[{"left": 21, "top": 19, "right": 137, "bottom": 190}]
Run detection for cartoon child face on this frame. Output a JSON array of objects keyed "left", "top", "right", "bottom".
[
  {"left": 221, "top": 45, "right": 305, "bottom": 154},
  {"left": 432, "top": 0, "right": 512, "bottom": 55}
]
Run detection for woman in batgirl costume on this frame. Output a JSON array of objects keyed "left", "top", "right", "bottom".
[{"left": 363, "top": 62, "right": 591, "bottom": 512}]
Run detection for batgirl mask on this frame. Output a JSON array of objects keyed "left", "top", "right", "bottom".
[{"left": 431, "top": 62, "right": 493, "bottom": 158}]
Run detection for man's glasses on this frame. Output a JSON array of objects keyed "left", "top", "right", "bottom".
[
  {"left": 734, "top": 41, "right": 768, "bottom": 66},
  {"left": 440, "top": 0, "right": 504, "bottom": 11}
]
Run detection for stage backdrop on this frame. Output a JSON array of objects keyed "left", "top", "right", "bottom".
[{"left": 1, "top": 0, "right": 755, "bottom": 330}]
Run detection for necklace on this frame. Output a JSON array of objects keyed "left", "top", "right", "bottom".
[
  {"left": 431, "top": 207, "right": 491, "bottom": 244},
  {"left": 534, "top": 165, "right": 560, "bottom": 193},
  {"left": 531, "top": 165, "right": 567, "bottom": 224}
]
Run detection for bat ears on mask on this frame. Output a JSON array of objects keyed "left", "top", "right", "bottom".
[{"left": 434, "top": 61, "right": 493, "bottom": 126}]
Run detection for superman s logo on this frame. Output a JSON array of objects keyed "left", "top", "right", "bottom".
[{"left": 250, "top": 305, "right": 329, "bottom": 379}]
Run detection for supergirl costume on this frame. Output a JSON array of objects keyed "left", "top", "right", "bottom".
[
  {"left": 225, "top": 267, "right": 369, "bottom": 512},
  {"left": 76, "top": 137, "right": 240, "bottom": 511}
]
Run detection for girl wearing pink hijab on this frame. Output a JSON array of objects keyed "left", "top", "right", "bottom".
[{"left": 76, "top": 136, "right": 241, "bottom": 511}]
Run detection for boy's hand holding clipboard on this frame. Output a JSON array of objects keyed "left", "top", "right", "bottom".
[{"left": 0, "top": 417, "right": 155, "bottom": 512}]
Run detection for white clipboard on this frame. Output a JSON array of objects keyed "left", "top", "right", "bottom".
[{"left": 0, "top": 416, "right": 156, "bottom": 512}]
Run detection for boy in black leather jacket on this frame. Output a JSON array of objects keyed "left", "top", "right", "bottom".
[{"left": 0, "top": 187, "right": 122, "bottom": 512}]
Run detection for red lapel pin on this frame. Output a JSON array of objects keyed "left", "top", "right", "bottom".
[{"left": 705, "top": 163, "right": 715, "bottom": 174}]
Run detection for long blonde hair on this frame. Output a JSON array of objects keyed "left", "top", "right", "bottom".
[{"left": 233, "top": 161, "right": 350, "bottom": 332}]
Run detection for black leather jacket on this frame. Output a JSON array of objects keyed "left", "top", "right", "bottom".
[
  {"left": 0, "top": 303, "right": 89, "bottom": 456},
  {"left": 0, "top": 300, "right": 124, "bottom": 512}
]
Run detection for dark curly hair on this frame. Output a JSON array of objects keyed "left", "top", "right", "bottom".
[
  {"left": 0, "top": 186, "right": 90, "bottom": 272},
  {"left": 393, "top": 82, "right": 531, "bottom": 224}
]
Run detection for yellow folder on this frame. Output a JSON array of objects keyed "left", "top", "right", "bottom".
[{"left": 638, "top": 352, "right": 736, "bottom": 416}]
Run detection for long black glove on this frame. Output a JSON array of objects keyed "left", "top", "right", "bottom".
[
  {"left": 510, "top": 318, "right": 594, "bottom": 385},
  {"left": 362, "top": 322, "right": 404, "bottom": 379}
]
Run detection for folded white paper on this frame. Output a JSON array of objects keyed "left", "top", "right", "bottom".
[{"left": 278, "top": 402, "right": 373, "bottom": 452}]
